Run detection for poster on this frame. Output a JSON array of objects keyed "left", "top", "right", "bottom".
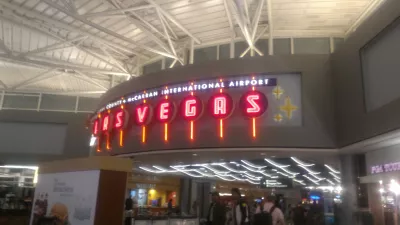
[{"left": 30, "top": 170, "right": 100, "bottom": 225}]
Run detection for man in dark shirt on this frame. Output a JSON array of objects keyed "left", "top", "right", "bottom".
[
  {"left": 292, "top": 202, "right": 306, "bottom": 225},
  {"left": 207, "top": 192, "right": 226, "bottom": 225}
]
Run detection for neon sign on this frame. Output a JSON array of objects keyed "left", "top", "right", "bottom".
[
  {"left": 92, "top": 74, "right": 284, "bottom": 151},
  {"left": 99, "top": 76, "right": 277, "bottom": 113},
  {"left": 94, "top": 91, "right": 269, "bottom": 150}
]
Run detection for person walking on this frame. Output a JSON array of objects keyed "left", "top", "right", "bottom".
[
  {"left": 292, "top": 202, "right": 306, "bottom": 225},
  {"left": 207, "top": 192, "right": 226, "bottom": 225},
  {"left": 256, "top": 196, "right": 286, "bottom": 225},
  {"left": 231, "top": 188, "right": 249, "bottom": 225}
]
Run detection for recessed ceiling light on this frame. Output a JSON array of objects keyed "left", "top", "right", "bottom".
[
  {"left": 193, "top": 153, "right": 197, "bottom": 156},
  {"left": 260, "top": 153, "right": 266, "bottom": 155},
  {"left": 220, "top": 159, "right": 224, "bottom": 161},
  {"left": 271, "top": 156, "right": 276, "bottom": 158}
]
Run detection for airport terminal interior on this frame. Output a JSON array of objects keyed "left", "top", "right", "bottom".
[{"left": 0, "top": 0, "right": 399, "bottom": 224}]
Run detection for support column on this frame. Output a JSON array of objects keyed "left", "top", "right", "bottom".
[
  {"left": 339, "top": 155, "right": 357, "bottom": 225},
  {"left": 368, "top": 183, "right": 384, "bottom": 225},
  {"left": 179, "top": 178, "right": 192, "bottom": 214}
]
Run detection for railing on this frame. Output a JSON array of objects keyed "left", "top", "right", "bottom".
[{"left": 0, "top": 91, "right": 97, "bottom": 113}]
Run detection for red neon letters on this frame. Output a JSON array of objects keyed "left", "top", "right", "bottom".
[
  {"left": 115, "top": 109, "right": 129, "bottom": 129},
  {"left": 181, "top": 96, "right": 203, "bottom": 121},
  {"left": 208, "top": 93, "right": 234, "bottom": 119},
  {"left": 101, "top": 114, "right": 112, "bottom": 132},
  {"left": 239, "top": 91, "right": 268, "bottom": 117},
  {"left": 134, "top": 104, "right": 152, "bottom": 126},
  {"left": 156, "top": 100, "right": 175, "bottom": 123},
  {"left": 93, "top": 92, "right": 268, "bottom": 135},
  {"left": 93, "top": 119, "right": 99, "bottom": 136}
]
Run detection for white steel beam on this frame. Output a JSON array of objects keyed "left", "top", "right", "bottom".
[
  {"left": 222, "top": 0, "right": 235, "bottom": 37},
  {"left": 0, "top": 1, "right": 146, "bottom": 58},
  {"left": 10, "top": 69, "right": 58, "bottom": 89},
  {"left": 0, "top": 54, "right": 130, "bottom": 76},
  {"left": 42, "top": 0, "right": 175, "bottom": 58},
  {"left": 74, "top": 71, "right": 108, "bottom": 90},
  {"left": 266, "top": 0, "right": 274, "bottom": 55},
  {"left": 21, "top": 36, "right": 87, "bottom": 56},
  {"left": 251, "top": 0, "right": 265, "bottom": 41},
  {"left": 145, "top": 0, "right": 201, "bottom": 44},
  {"left": 104, "top": 1, "right": 173, "bottom": 56},
  {"left": 83, "top": 5, "right": 153, "bottom": 18},
  {"left": 157, "top": 9, "right": 177, "bottom": 59}
]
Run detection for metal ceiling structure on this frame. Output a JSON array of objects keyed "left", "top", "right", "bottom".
[{"left": 0, "top": 0, "right": 386, "bottom": 97}]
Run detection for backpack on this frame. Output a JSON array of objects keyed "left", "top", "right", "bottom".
[{"left": 253, "top": 205, "right": 276, "bottom": 225}]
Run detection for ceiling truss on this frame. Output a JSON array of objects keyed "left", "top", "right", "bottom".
[{"left": 0, "top": 0, "right": 385, "bottom": 96}]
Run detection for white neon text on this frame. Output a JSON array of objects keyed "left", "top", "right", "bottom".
[
  {"left": 246, "top": 94, "right": 261, "bottom": 113},
  {"left": 214, "top": 97, "right": 227, "bottom": 115}
]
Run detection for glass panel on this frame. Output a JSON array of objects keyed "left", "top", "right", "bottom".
[
  {"left": 78, "top": 97, "right": 99, "bottom": 112},
  {"left": 334, "top": 38, "right": 345, "bottom": 52},
  {"left": 219, "top": 44, "right": 230, "bottom": 60},
  {"left": 143, "top": 60, "right": 162, "bottom": 75},
  {"left": 255, "top": 39, "right": 268, "bottom": 56},
  {"left": 294, "top": 38, "right": 330, "bottom": 54},
  {"left": 40, "top": 94, "right": 76, "bottom": 111},
  {"left": 2, "top": 93, "right": 39, "bottom": 109},
  {"left": 235, "top": 41, "right": 250, "bottom": 58},
  {"left": 274, "top": 38, "right": 291, "bottom": 55},
  {"left": 194, "top": 46, "right": 217, "bottom": 64}
]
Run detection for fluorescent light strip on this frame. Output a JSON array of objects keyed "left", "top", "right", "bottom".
[
  {"left": 265, "top": 159, "right": 298, "bottom": 175},
  {"left": 293, "top": 179, "right": 306, "bottom": 185},
  {"left": 245, "top": 175, "right": 261, "bottom": 181},
  {"left": 326, "top": 179, "right": 335, "bottom": 185},
  {"left": 244, "top": 171, "right": 263, "bottom": 179},
  {"left": 240, "top": 164, "right": 264, "bottom": 173},
  {"left": 215, "top": 175, "right": 235, "bottom": 181},
  {"left": 290, "top": 157, "right": 314, "bottom": 167},
  {"left": 217, "top": 164, "right": 247, "bottom": 173},
  {"left": 246, "top": 179, "right": 260, "bottom": 184},
  {"left": 303, "top": 175, "right": 320, "bottom": 185},
  {"left": 309, "top": 173, "right": 325, "bottom": 180},
  {"left": 0, "top": 165, "right": 38, "bottom": 170},
  {"left": 298, "top": 165, "right": 321, "bottom": 175},
  {"left": 334, "top": 178, "right": 341, "bottom": 183},
  {"left": 325, "top": 164, "right": 340, "bottom": 174},
  {"left": 241, "top": 160, "right": 267, "bottom": 169},
  {"left": 140, "top": 166, "right": 172, "bottom": 173},
  {"left": 265, "top": 159, "right": 290, "bottom": 168},
  {"left": 199, "top": 165, "right": 230, "bottom": 174},
  {"left": 329, "top": 172, "right": 341, "bottom": 179},
  {"left": 181, "top": 171, "right": 204, "bottom": 178}
]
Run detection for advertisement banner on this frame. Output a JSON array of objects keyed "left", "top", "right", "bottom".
[{"left": 30, "top": 170, "right": 100, "bottom": 225}]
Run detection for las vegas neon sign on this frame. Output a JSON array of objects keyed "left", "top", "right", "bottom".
[
  {"left": 98, "top": 76, "right": 277, "bottom": 113},
  {"left": 93, "top": 75, "right": 276, "bottom": 152}
]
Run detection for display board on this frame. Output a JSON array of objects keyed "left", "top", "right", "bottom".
[
  {"left": 30, "top": 170, "right": 100, "bottom": 225},
  {"left": 91, "top": 73, "right": 302, "bottom": 153}
]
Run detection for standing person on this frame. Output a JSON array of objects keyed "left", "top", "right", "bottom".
[
  {"left": 292, "top": 202, "right": 306, "bottom": 225},
  {"left": 256, "top": 195, "right": 286, "bottom": 225},
  {"left": 231, "top": 188, "right": 249, "bottom": 225},
  {"left": 167, "top": 199, "right": 173, "bottom": 214},
  {"left": 207, "top": 192, "right": 226, "bottom": 225}
]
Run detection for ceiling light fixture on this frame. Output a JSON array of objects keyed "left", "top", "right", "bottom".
[
  {"left": 329, "top": 172, "right": 341, "bottom": 179},
  {"left": 290, "top": 157, "right": 314, "bottom": 167},
  {"left": 265, "top": 159, "right": 290, "bottom": 168},
  {"left": 325, "top": 164, "right": 340, "bottom": 174},
  {"left": 241, "top": 160, "right": 267, "bottom": 169},
  {"left": 303, "top": 175, "right": 320, "bottom": 185},
  {"left": 298, "top": 165, "right": 321, "bottom": 175}
]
